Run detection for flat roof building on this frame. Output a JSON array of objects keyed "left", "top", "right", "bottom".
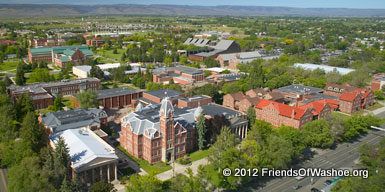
[
  {"left": 97, "top": 88, "right": 143, "bottom": 109},
  {"left": 8, "top": 78, "right": 100, "bottom": 109},
  {"left": 293, "top": 63, "right": 355, "bottom": 75}
]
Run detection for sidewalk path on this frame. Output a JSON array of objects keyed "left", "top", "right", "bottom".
[
  {"left": 156, "top": 158, "right": 209, "bottom": 181},
  {"left": 369, "top": 101, "right": 385, "bottom": 116}
]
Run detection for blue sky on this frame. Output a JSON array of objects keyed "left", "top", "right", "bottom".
[{"left": 1, "top": 0, "right": 385, "bottom": 9}]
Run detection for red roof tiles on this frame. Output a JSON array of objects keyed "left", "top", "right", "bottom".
[{"left": 255, "top": 99, "right": 308, "bottom": 120}]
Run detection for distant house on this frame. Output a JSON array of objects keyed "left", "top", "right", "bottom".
[
  {"left": 86, "top": 37, "right": 105, "bottom": 47},
  {"left": 371, "top": 73, "right": 385, "bottom": 91},
  {"left": 184, "top": 38, "right": 241, "bottom": 61},
  {"left": 216, "top": 51, "right": 261, "bottom": 70},
  {"left": 0, "top": 39, "right": 16, "bottom": 45},
  {"left": 29, "top": 37, "right": 65, "bottom": 47}
]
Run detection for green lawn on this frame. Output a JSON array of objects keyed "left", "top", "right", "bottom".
[
  {"left": 331, "top": 111, "right": 351, "bottom": 119},
  {"left": 117, "top": 145, "right": 172, "bottom": 175},
  {"left": 188, "top": 149, "right": 210, "bottom": 162},
  {"left": 101, "top": 81, "right": 139, "bottom": 90},
  {"left": 96, "top": 48, "right": 124, "bottom": 63},
  {"left": 0, "top": 59, "right": 19, "bottom": 72},
  {"left": 366, "top": 102, "right": 384, "bottom": 111}
]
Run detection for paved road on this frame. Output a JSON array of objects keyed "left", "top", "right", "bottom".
[
  {"left": 156, "top": 158, "right": 209, "bottom": 181},
  {"left": 241, "top": 130, "right": 385, "bottom": 192},
  {"left": 0, "top": 169, "right": 8, "bottom": 192}
]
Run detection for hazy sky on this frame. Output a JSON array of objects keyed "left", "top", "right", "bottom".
[{"left": 0, "top": 0, "right": 385, "bottom": 9}]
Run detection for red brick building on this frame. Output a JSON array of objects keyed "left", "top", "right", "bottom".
[
  {"left": 255, "top": 99, "right": 314, "bottom": 128},
  {"left": 140, "top": 89, "right": 183, "bottom": 106},
  {"left": 299, "top": 100, "right": 332, "bottom": 120},
  {"left": 324, "top": 83, "right": 375, "bottom": 114},
  {"left": 86, "top": 38, "right": 105, "bottom": 47},
  {"left": 28, "top": 45, "right": 92, "bottom": 65},
  {"left": 238, "top": 97, "right": 260, "bottom": 113},
  {"left": 152, "top": 66, "right": 205, "bottom": 85},
  {"left": 120, "top": 97, "right": 198, "bottom": 164},
  {"left": 0, "top": 40, "right": 16, "bottom": 45},
  {"left": 29, "top": 38, "right": 65, "bottom": 47},
  {"left": 371, "top": 73, "right": 385, "bottom": 91},
  {"left": 97, "top": 88, "right": 143, "bottom": 109},
  {"left": 177, "top": 95, "right": 212, "bottom": 108},
  {"left": 8, "top": 78, "right": 100, "bottom": 109},
  {"left": 222, "top": 92, "right": 246, "bottom": 110},
  {"left": 339, "top": 92, "right": 362, "bottom": 114}
]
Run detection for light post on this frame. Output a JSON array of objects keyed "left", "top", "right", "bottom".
[{"left": 308, "top": 160, "right": 315, "bottom": 185}]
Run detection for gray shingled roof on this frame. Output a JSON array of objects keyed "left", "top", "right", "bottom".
[
  {"left": 212, "top": 40, "right": 235, "bottom": 50},
  {"left": 97, "top": 88, "right": 142, "bottom": 99},
  {"left": 147, "top": 89, "right": 182, "bottom": 99},
  {"left": 42, "top": 108, "right": 107, "bottom": 133},
  {"left": 277, "top": 84, "right": 324, "bottom": 95},
  {"left": 121, "top": 103, "right": 197, "bottom": 139},
  {"left": 201, "top": 103, "right": 243, "bottom": 119}
]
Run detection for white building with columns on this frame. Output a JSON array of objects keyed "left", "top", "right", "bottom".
[{"left": 50, "top": 127, "right": 118, "bottom": 185}]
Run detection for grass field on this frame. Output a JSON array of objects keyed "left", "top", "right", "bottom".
[
  {"left": 0, "top": 59, "right": 19, "bottom": 72},
  {"left": 188, "top": 149, "right": 210, "bottom": 162},
  {"left": 117, "top": 145, "right": 171, "bottom": 175},
  {"left": 101, "top": 81, "right": 139, "bottom": 90},
  {"left": 96, "top": 48, "right": 124, "bottom": 63},
  {"left": 366, "top": 102, "right": 384, "bottom": 111}
]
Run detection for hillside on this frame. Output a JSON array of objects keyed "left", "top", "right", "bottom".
[{"left": 1, "top": 4, "right": 385, "bottom": 17}]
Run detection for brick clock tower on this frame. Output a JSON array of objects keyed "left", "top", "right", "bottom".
[{"left": 159, "top": 97, "right": 175, "bottom": 163}]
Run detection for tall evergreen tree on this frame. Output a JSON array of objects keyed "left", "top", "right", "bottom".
[
  {"left": 196, "top": 114, "right": 206, "bottom": 150},
  {"left": 20, "top": 111, "right": 47, "bottom": 152},
  {"left": 246, "top": 107, "right": 256, "bottom": 128},
  {"left": 15, "top": 63, "right": 26, "bottom": 85},
  {"left": 16, "top": 93, "right": 34, "bottom": 120},
  {"left": 76, "top": 90, "right": 98, "bottom": 109},
  {"left": 90, "top": 65, "right": 104, "bottom": 79},
  {"left": 53, "top": 95, "right": 65, "bottom": 111}
]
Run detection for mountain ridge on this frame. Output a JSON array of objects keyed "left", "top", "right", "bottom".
[{"left": 1, "top": 4, "right": 385, "bottom": 17}]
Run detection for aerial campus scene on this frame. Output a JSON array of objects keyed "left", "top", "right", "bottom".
[{"left": 1, "top": 0, "right": 385, "bottom": 192}]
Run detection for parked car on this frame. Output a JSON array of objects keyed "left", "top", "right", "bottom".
[
  {"left": 292, "top": 185, "right": 302, "bottom": 190},
  {"left": 311, "top": 188, "right": 321, "bottom": 192},
  {"left": 324, "top": 179, "right": 332, "bottom": 186}
]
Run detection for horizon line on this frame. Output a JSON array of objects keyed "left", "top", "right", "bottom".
[{"left": 0, "top": 3, "right": 385, "bottom": 10}]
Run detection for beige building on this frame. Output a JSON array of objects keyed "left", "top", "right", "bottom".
[{"left": 50, "top": 127, "right": 118, "bottom": 185}]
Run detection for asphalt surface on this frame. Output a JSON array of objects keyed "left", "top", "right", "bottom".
[
  {"left": 242, "top": 130, "right": 385, "bottom": 192},
  {"left": 0, "top": 169, "right": 8, "bottom": 192}
]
